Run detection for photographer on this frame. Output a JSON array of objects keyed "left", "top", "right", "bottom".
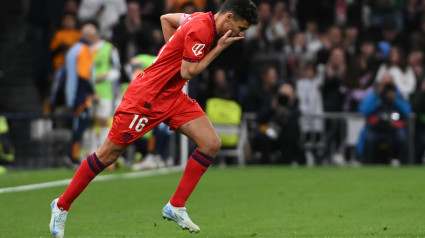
[
  {"left": 252, "top": 83, "right": 304, "bottom": 164},
  {"left": 356, "top": 74, "right": 412, "bottom": 165}
]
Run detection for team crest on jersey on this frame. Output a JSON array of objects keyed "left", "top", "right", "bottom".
[{"left": 192, "top": 43, "right": 205, "bottom": 56}]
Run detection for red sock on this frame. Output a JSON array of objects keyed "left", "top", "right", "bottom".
[
  {"left": 57, "top": 153, "right": 105, "bottom": 211},
  {"left": 170, "top": 149, "right": 213, "bottom": 207}
]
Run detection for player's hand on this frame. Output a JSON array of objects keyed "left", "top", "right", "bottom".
[{"left": 216, "top": 30, "right": 244, "bottom": 51}]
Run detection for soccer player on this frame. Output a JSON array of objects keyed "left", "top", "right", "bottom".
[{"left": 49, "top": 0, "right": 258, "bottom": 237}]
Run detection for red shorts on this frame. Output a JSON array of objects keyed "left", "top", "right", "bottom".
[{"left": 108, "top": 93, "right": 205, "bottom": 146}]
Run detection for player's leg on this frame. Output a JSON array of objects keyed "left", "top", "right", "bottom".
[
  {"left": 50, "top": 138, "right": 127, "bottom": 237},
  {"left": 57, "top": 138, "right": 127, "bottom": 211},
  {"left": 50, "top": 99, "right": 162, "bottom": 237},
  {"left": 162, "top": 114, "right": 221, "bottom": 233},
  {"left": 170, "top": 115, "right": 221, "bottom": 206},
  {"left": 50, "top": 106, "right": 128, "bottom": 238}
]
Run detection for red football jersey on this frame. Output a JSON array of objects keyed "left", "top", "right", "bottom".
[{"left": 123, "top": 12, "right": 217, "bottom": 112}]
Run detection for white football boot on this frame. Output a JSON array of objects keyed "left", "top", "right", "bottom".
[
  {"left": 162, "top": 202, "right": 200, "bottom": 233},
  {"left": 49, "top": 198, "right": 68, "bottom": 238}
]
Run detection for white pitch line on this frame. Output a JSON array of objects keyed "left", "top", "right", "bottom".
[{"left": 0, "top": 166, "right": 183, "bottom": 194}]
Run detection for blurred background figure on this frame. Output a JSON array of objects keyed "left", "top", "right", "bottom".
[
  {"left": 251, "top": 83, "right": 303, "bottom": 165},
  {"left": 375, "top": 46, "right": 416, "bottom": 100},
  {"left": 88, "top": 27, "right": 121, "bottom": 160},
  {"left": 243, "top": 65, "right": 278, "bottom": 113},
  {"left": 77, "top": 0, "right": 126, "bottom": 40},
  {"left": 357, "top": 74, "right": 411, "bottom": 165},
  {"left": 64, "top": 22, "right": 97, "bottom": 165},
  {"left": 50, "top": 13, "right": 81, "bottom": 76},
  {"left": 209, "top": 68, "right": 235, "bottom": 100},
  {"left": 343, "top": 39, "right": 379, "bottom": 112},
  {"left": 48, "top": 13, "right": 81, "bottom": 113},
  {"left": 295, "top": 61, "right": 324, "bottom": 163},
  {"left": 244, "top": 1, "right": 272, "bottom": 54},
  {"left": 112, "top": 1, "right": 160, "bottom": 85}
]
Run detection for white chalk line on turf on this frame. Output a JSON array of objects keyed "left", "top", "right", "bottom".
[{"left": 0, "top": 166, "right": 183, "bottom": 194}]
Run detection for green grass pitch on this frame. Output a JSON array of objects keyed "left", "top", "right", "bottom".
[{"left": 0, "top": 166, "right": 424, "bottom": 237}]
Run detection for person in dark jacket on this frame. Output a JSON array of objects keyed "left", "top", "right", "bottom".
[{"left": 252, "top": 83, "right": 304, "bottom": 164}]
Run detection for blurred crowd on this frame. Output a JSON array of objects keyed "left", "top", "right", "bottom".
[{"left": 23, "top": 0, "right": 425, "bottom": 167}]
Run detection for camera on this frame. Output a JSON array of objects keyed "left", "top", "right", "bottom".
[
  {"left": 277, "top": 94, "right": 289, "bottom": 106},
  {"left": 380, "top": 83, "right": 396, "bottom": 102}
]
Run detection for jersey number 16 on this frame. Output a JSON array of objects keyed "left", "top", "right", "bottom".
[{"left": 129, "top": 114, "right": 148, "bottom": 132}]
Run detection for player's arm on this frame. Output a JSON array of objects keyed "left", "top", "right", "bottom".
[
  {"left": 181, "top": 30, "right": 243, "bottom": 80},
  {"left": 160, "top": 13, "right": 188, "bottom": 42}
]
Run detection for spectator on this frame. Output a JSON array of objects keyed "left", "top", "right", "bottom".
[
  {"left": 64, "top": 0, "right": 79, "bottom": 14},
  {"left": 112, "top": 1, "right": 158, "bottom": 83},
  {"left": 343, "top": 39, "right": 379, "bottom": 112},
  {"left": 320, "top": 47, "right": 347, "bottom": 163},
  {"left": 375, "top": 46, "right": 416, "bottom": 100},
  {"left": 243, "top": 65, "right": 278, "bottom": 113},
  {"left": 342, "top": 25, "right": 359, "bottom": 58},
  {"left": 408, "top": 49, "right": 425, "bottom": 90},
  {"left": 64, "top": 22, "right": 97, "bottom": 165},
  {"left": 77, "top": 0, "right": 127, "bottom": 40},
  {"left": 284, "top": 32, "right": 318, "bottom": 82},
  {"left": 210, "top": 68, "right": 234, "bottom": 100},
  {"left": 304, "top": 20, "right": 322, "bottom": 56},
  {"left": 296, "top": 61, "right": 324, "bottom": 133},
  {"left": 412, "top": 80, "right": 425, "bottom": 164},
  {"left": 316, "top": 26, "right": 343, "bottom": 65},
  {"left": 251, "top": 83, "right": 304, "bottom": 164},
  {"left": 244, "top": 1, "right": 272, "bottom": 53},
  {"left": 50, "top": 13, "right": 81, "bottom": 72},
  {"left": 265, "top": 1, "right": 298, "bottom": 52},
  {"left": 321, "top": 47, "right": 346, "bottom": 112},
  {"left": 356, "top": 74, "right": 411, "bottom": 165}
]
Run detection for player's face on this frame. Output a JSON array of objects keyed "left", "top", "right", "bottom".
[{"left": 223, "top": 13, "right": 251, "bottom": 37}]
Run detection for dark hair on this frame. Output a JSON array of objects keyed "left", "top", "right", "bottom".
[
  {"left": 388, "top": 46, "right": 408, "bottom": 72},
  {"left": 80, "top": 19, "right": 99, "bottom": 31},
  {"left": 218, "top": 0, "right": 259, "bottom": 25}
]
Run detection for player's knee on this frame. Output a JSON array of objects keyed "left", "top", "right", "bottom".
[{"left": 208, "top": 136, "right": 222, "bottom": 154}]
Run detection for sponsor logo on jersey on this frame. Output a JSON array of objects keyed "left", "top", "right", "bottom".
[{"left": 192, "top": 43, "right": 205, "bottom": 56}]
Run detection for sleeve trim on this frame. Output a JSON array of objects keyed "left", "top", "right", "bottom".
[{"left": 183, "top": 57, "right": 200, "bottom": 63}]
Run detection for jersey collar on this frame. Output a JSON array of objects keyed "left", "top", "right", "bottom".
[{"left": 208, "top": 11, "right": 217, "bottom": 37}]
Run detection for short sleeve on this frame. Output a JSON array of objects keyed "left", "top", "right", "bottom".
[{"left": 183, "top": 22, "right": 212, "bottom": 63}]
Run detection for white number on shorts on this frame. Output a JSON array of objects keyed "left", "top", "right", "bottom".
[{"left": 129, "top": 114, "right": 148, "bottom": 132}]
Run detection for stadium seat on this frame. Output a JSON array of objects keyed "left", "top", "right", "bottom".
[{"left": 205, "top": 98, "right": 248, "bottom": 165}]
